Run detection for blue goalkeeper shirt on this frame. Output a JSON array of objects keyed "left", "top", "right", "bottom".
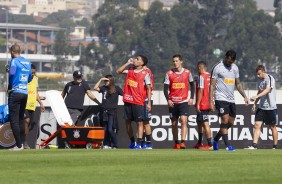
[{"left": 8, "top": 56, "right": 32, "bottom": 94}]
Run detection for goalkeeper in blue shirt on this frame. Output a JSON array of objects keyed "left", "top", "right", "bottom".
[{"left": 8, "top": 44, "right": 32, "bottom": 151}]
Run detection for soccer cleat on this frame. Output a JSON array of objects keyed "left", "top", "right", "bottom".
[
  {"left": 200, "top": 145, "right": 213, "bottom": 150},
  {"left": 144, "top": 143, "right": 153, "bottom": 149},
  {"left": 213, "top": 141, "right": 219, "bottom": 151},
  {"left": 180, "top": 143, "right": 186, "bottom": 149},
  {"left": 103, "top": 145, "right": 112, "bottom": 149},
  {"left": 141, "top": 142, "right": 145, "bottom": 149},
  {"left": 128, "top": 142, "right": 136, "bottom": 149},
  {"left": 9, "top": 144, "right": 23, "bottom": 151},
  {"left": 244, "top": 146, "right": 257, "bottom": 150},
  {"left": 226, "top": 146, "right": 235, "bottom": 151},
  {"left": 23, "top": 141, "right": 30, "bottom": 149},
  {"left": 134, "top": 144, "right": 142, "bottom": 149},
  {"left": 173, "top": 144, "right": 180, "bottom": 149},
  {"left": 193, "top": 143, "right": 203, "bottom": 149}
]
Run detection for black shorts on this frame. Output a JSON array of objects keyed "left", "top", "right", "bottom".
[
  {"left": 24, "top": 109, "right": 34, "bottom": 121},
  {"left": 255, "top": 108, "right": 278, "bottom": 125},
  {"left": 196, "top": 110, "right": 210, "bottom": 123},
  {"left": 169, "top": 102, "right": 188, "bottom": 120},
  {"left": 215, "top": 100, "right": 236, "bottom": 118},
  {"left": 124, "top": 102, "right": 145, "bottom": 122},
  {"left": 143, "top": 100, "right": 153, "bottom": 121}
]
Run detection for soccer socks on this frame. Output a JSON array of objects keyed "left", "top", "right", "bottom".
[
  {"left": 214, "top": 132, "right": 221, "bottom": 142},
  {"left": 137, "top": 138, "right": 143, "bottom": 145},
  {"left": 130, "top": 136, "right": 135, "bottom": 143},
  {"left": 198, "top": 133, "right": 203, "bottom": 144},
  {"left": 222, "top": 134, "right": 230, "bottom": 147},
  {"left": 207, "top": 138, "right": 213, "bottom": 147},
  {"left": 145, "top": 134, "right": 151, "bottom": 145}
]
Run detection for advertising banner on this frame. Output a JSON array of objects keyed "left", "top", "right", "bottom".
[{"left": 2, "top": 104, "right": 280, "bottom": 149}]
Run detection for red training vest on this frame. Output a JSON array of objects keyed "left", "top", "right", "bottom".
[
  {"left": 123, "top": 69, "right": 148, "bottom": 106},
  {"left": 195, "top": 72, "right": 210, "bottom": 110},
  {"left": 167, "top": 68, "right": 191, "bottom": 103}
]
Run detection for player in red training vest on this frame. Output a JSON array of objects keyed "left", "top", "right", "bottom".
[
  {"left": 116, "top": 55, "right": 152, "bottom": 149},
  {"left": 119, "top": 65, "right": 155, "bottom": 149},
  {"left": 163, "top": 54, "right": 195, "bottom": 149},
  {"left": 193, "top": 61, "right": 213, "bottom": 150}
]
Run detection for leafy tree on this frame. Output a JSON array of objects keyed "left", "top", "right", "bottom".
[
  {"left": 41, "top": 10, "right": 76, "bottom": 32},
  {"left": 225, "top": 0, "right": 282, "bottom": 81},
  {"left": 171, "top": 3, "right": 201, "bottom": 70},
  {"left": 0, "top": 9, "right": 35, "bottom": 24},
  {"left": 140, "top": 1, "right": 180, "bottom": 82},
  {"left": 274, "top": 0, "right": 282, "bottom": 23},
  {"left": 8, "top": 14, "right": 36, "bottom": 24},
  {"left": 87, "top": 1, "right": 143, "bottom": 83},
  {"left": 53, "top": 31, "right": 73, "bottom": 71},
  {"left": 76, "top": 18, "right": 91, "bottom": 34}
]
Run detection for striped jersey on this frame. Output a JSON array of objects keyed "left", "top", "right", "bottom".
[
  {"left": 211, "top": 61, "right": 239, "bottom": 103},
  {"left": 257, "top": 74, "right": 277, "bottom": 110}
]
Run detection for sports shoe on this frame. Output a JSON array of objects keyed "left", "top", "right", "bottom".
[
  {"left": 200, "top": 145, "right": 213, "bottom": 150},
  {"left": 103, "top": 145, "right": 112, "bottom": 149},
  {"left": 128, "top": 142, "right": 136, "bottom": 149},
  {"left": 23, "top": 141, "right": 30, "bottom": 149},
  {"left": 173, "top": 143, "right": 180, "bottom": 149},
  {"left": 144, "top": 143, "right": 152, "bottom": 149},
  {"left": 193, "top": 143, "right": 203, "bottom": 149},
  {"left": 180, "top": 143, "right": 186, "bottom": 149},
  {"left": 9, "top": 144, "right": 23, "bottom": 151},
  {"left": 244, "top": 146, "right": 257, "bottom": 150},
  {"left": 141, "top": 142, "right": 145, "bottom": 149},
  {"left": 134, "top": 144, "right": 142, "bottom": 149},
  {"left": 213, "top": 141, "right": 218, "bottom": 151},
  {"left": 226, "top": 146, "right": 235, "bottom": 151}
]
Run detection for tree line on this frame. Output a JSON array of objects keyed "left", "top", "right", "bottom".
[{"left": 77, "top": 0, "right": 282, "bottom": 85}]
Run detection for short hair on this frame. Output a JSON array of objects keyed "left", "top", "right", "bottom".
[
  {"left": 31, "top": 63, "right": 36, "bottom": 70},
  {"left": 10, "top": 44, "right": 21, "bottom": 54},
  {"left": 256, "top": 65, "right": 265, "bottom": 73},
  {"left": 172, "top": 54, "right": 183, "bottom": 61},
  {"left": 197, "top": 61, "right": 207, "bottom": 67},
  {"left": 225, "top": 50, "right": 236, "bottom": 61},
  {"left": 139, "top": 55, "right": 148, "bottom": 66}
]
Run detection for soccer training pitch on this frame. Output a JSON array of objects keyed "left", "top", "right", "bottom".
[{"left": 0, "top": 149, "right": 281, "bottom": 184}]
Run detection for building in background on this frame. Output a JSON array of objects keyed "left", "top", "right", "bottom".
[
  {"left": 254, "top": 0, "right": 275, "bottom": 16},
  {"left": 139, "top": 0, "right": 179, "bottom": 10},
  {"left": 66, "top": 0, "right": 105, "bottom": 20},
  {"left": 26, "top": 0, "right": 66, "bottom": 16}
]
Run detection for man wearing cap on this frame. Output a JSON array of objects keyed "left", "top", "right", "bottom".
[{"left": 62, "top": 70, "right": 100, "bottom": 123}]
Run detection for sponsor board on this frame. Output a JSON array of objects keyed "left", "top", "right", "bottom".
[{"left": 2, "top": 105, "right": 280, "bottom": 149}]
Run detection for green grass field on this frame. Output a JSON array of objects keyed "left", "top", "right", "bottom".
[{"left": 0, "top": 149, "right": 282, "bottom": 184}]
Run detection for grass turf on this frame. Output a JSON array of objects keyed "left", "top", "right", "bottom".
[{"left": 0, "top": 149, "right": 282, "bottom": 184}]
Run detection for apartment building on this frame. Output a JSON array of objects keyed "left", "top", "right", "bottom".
[{"left": 26, "top": 0, "right": 66, "bottom": 16}]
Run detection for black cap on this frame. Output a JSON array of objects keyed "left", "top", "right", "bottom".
[{"left": 73, "top": 70, "right": 82, "bottom": 78}]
